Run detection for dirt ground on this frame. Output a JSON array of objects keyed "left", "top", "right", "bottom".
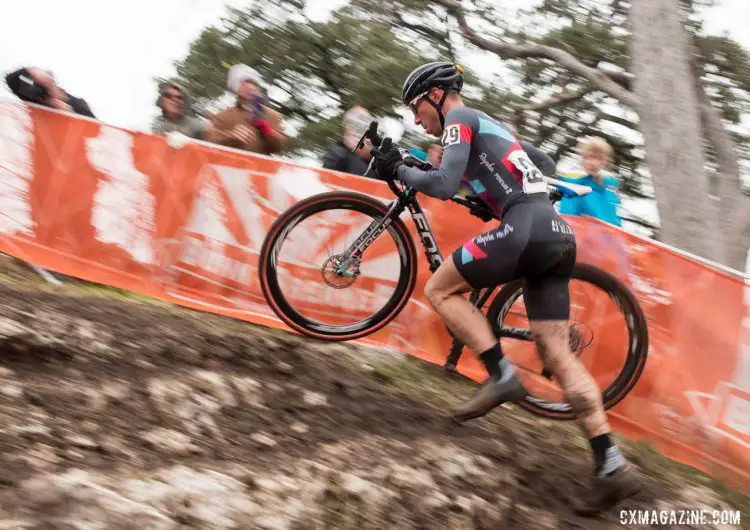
[{"left": 0, "top": 259, "right": 746, "bottom": 529}]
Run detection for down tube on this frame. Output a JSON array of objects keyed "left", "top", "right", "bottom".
[{"left": 406, "top": 198, "right": 444, "bottom": 273}]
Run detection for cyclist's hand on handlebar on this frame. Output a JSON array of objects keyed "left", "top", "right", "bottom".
[
  {"left": 469, "top": 205, "right": 494, "bottom": 222},
  {"left": 370, "top": 147, "right": 404, "bottom": 181},
  {"left": 466, "top": 196, "right": 494, "bottom": 222}
]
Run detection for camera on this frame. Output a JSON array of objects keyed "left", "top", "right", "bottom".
[{"left": 16, "top": 73, "right": 49, "bottom": 104}]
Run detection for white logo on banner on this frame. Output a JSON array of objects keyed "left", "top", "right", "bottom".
[
  {"left": 164, "top": 164, "right": 329, "bottom": 314},
  {"left": 682, "top": 252, "right": 750, "bottom": 450},
  {"left": 0, "top": 101, "right": 34, "bottom": 235},
  {"left": 86, "top": 126, "right": 156, "bottom": 264}
]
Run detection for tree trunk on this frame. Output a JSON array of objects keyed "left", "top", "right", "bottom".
[
  {"left": 695, "top": 81, "right": 750, "bottom": 271},
  {"left": 630, "top": 0, "right": 725, "bottom": 264}
]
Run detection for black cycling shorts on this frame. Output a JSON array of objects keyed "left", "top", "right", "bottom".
[{"left": 451, "top": 195, "right": 577, "bottom": 321}]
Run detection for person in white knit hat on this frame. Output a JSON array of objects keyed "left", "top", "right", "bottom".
[{"left": 205, "top": 64, "right": 288, "bottom": 155}]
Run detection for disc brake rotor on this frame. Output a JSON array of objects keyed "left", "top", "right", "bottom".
[{"left": 321, "top": 254, "right": 360, "bottom": 289}]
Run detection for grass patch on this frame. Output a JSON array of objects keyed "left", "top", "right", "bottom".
[
  {"left": 368, "top": 356, "right": 476, "bottom": 406},
  {"left": 69, "top": 282, "right": 167, "bottom": 305}
]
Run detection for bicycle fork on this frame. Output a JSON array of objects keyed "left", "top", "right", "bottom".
[{"left": 333, "top": 198, "right": 404, "bottom": 277}]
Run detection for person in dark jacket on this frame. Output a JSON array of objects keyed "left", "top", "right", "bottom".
[
  {"left": 5, "top": 66, "right": 95, "bottom": 118},
  {"left": 152, "top": 79, "right": 207, "bottom": 140},
  {"left": 321, "top": 106, "right": 375, "bottom": 176}
]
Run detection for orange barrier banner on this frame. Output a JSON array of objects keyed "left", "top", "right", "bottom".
[{"left": 0, "top": 100, "right": 747, "bottom": 489}]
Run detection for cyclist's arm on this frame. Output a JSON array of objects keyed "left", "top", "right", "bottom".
[
  {"left": 395, "top": 147, "right": 468, "bottom": 200},
  {"left": 519, "top": 141, "right": 556, "bottom": 177},
  {"left": 395, "top": 109, "right": 476, "bottom": 200}
]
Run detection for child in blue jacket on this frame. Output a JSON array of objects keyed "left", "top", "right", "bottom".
[{"left": 558, "top": 137, "right": 621, "bottom": 227}]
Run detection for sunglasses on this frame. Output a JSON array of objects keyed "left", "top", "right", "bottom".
[{"left": 408, "top": 91, "right": 428, "bottom": 114}]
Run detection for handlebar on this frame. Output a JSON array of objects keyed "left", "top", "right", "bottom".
[{"left": 353, "top": 120, "right": 566, "bottom": 218}]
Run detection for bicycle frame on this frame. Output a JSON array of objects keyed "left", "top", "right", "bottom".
[
  {"left": 337, "top": 125, "right": 541, "bottom": 369},
  {"left": 334, "top": 179, "right": 535, "bottom": 360}
]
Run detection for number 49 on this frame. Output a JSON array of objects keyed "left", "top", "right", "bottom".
[{"left": 507, "top": 150, "right": 547, "bottom": 194}]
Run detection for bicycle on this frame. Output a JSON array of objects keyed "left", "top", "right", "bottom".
[{"left": 258, "top": 123, "right": 648, "bottom": 420}]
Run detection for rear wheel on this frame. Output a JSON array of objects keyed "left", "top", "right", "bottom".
[
  {"left": 486, "top": 263, "right": 649, "bottom": 420},
  {"left": 258, "top": 191, "right": 418, "bottom": 341}
]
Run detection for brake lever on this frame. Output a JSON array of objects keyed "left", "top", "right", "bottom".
[
  {"left": 354, "top": 120, "right": 382, "bottom": 152},
  {"left": 364, "top": 135, "right": 393, "bottom": 179}
]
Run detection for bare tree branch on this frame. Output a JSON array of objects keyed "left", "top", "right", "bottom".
[
  {"left": 512, "top": 87, "right": 594, "bottom": 132},
  {"left": 517, "top": 87, "right": 595, "bottom": 113},
  {"left": 597, "top": 111, "right": 639, "bottom": 130},
  {"left": 601, "top": 69, "right": 634, "bottom": 89},
  {"left": 435, "top": 0, "right": 640, "bottom": 108},
  {"left": 395, "top": 13, "right": 449, "bottom": 43}
]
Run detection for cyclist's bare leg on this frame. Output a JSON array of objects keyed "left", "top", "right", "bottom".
[
  {"left": 423, "top": 259, "right": 496, "bottom": 354},
  {"left": 428, "top": 260, "right": 530, "bottom": 420},
  {"left": 529, "top": 320, "right": 608, "bottom": 437},
  {"left": 530, "top": 319, "right": 641, "bottom": 513}
]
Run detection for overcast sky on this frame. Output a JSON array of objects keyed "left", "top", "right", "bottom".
[{"left": 1, "top": 0, "right": 747, "bottom": 132}]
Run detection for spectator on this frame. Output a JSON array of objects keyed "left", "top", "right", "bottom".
[
  {"left": 204, "top": 64, "right": 288, "bottom": 155},
  {"left": 558, "top": 136, "right": 621, "bottom": 226},
  {"left": 152, "top": 79, "right": 206, "bottom": 140},
  {"left": 5, "top": 66, "right": 95, "bottom": 118},
  {"left": 321, "top": 106, "right": 375, "bottom": 175}
]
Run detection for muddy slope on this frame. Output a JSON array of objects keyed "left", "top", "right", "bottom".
[{"left": 0, "top": 281, "right": 743, "bottom": 529}]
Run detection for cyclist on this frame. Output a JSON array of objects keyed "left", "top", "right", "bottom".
[{"left": 369, "top": 61, "right": 641, "bottom": 515}]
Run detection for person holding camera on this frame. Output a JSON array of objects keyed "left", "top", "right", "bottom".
[
  {"left": 204, "top": 64, "right": 288, "bottom": 155},
  {"left": 152, "top": 79, "right": 207, "bottom": 140},
  {"left": 5, "top": 66, "right": 95, "bottom": 118}
]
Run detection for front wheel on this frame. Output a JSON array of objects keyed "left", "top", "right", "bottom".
[
  {"left": 258, "top": 191, "right": 418, "bottom": 341},
  {"left": 487, "top": 262, "right": 649, "bottom": 420}
]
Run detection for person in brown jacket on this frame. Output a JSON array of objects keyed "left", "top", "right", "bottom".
[{"left": 205, "top": 64, "right": 289, "bottom": 155}]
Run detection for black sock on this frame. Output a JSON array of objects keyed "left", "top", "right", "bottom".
[
  {"left": 589, "top": 433, "right": 613, "bottom": 472},
  {"left": 479, "top": 343, "right": 504, "bottom": 378}
]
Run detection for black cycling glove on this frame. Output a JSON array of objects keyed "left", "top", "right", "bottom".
[
  {"left": 370, "top": 147, "right": 404, "bottom": 181},
  {"left": 465, "top": 196, "right": 495, "bottom": 222}
]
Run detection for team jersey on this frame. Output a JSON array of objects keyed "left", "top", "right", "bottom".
[{"left": 396, "top": 106, "right": 555, "bottom": 216}]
